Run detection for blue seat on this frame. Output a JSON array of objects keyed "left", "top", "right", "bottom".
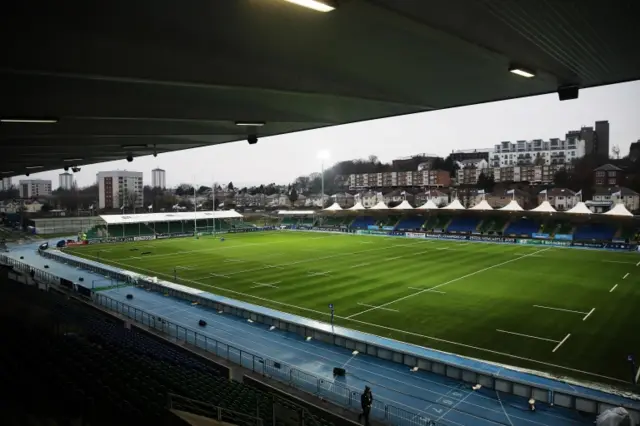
[{"left": 447, "top": 217, "right": 479, "bottom": 233}]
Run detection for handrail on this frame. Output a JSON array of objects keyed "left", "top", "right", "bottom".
[{"left": 167, "top": 393, "right": 264, "bottom": 426}]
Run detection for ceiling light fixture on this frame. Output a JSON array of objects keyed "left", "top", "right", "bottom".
[
  {"left": 0, "top": 118, "right": 59, "bottom": 124},
  {"left": 121, "top": 144, "right": 148, "bottom": 149},
  {"left": 282, "top": 0, "right": 335, "bottom": 12},
  {"left": 235, "top": 121, "right": 265, "bottom": 127},
  {"left": 25, "top": 165, "right": 44, "bottom": 169},
  {"left": 2, "top": 171, "right": 15, "bottom": 174},
  {"left": 509, "top": 65, "right": 535, "bottom": 78},
  {"left": 63, "top": 158, "right": 84, "bottom": 162}
]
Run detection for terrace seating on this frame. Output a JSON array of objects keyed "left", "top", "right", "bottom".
[
  {"left": 446, "top": 217, "right": 480, "bottom": 233},
  {"left": 395, "top": 216, "right": 425, "bottom": 230},
  {"left": 504, "top": 218, "right": 540, "bottom": 237},
  {"left": 574, "top": 223, "right": 617, "bottom": 241},
  {"left": 539, "top": 219, "right": 572, "bottom": 237},
  {"left": 423, "top": 215, "right": 451, "bottom": 231},
  {"left": 377, "top": 215, "right": 400, "bottom": 227},
  {"left": 0, "top": 281, "right": 337, "bottom": 426},
  {"left": 350, "top": 216, "right": 376, "bottom": 229}
]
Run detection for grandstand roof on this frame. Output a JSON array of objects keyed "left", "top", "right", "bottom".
[
  {"left": 565, "top": 202, "right": 592, "bottom": 214},
  {"left": 469, "top": 200, "right": 493, "bottom": 211},
  {"left": 416, "top": 200, "right": 439, "bottom": 210},
  {"left": 100, "top": 210, "right": 243, "bottom": 224},
  {"left": 603, "top": 203, "right": 634, "bottom": 217},
  {"left": 530, "top": 201, "right": 556, "bottom": 213},
  {"left": 277, "top": 210, "right": 315, "bottom": 216},
  {"left": 324, "top": 203, "right": 343, "bottom": 211},
  {"left": 392, "top": 200, "right": 414, "bottom": 210},
  {"left": 442, "top": 199, "right": 465, "bottom": 210},
  {"left": 3, "top": 1, "right": 639, "bottom": 176},
  {"left": 349, "top": 202, "right": 366, "bottom": 211},
  {"left": 370, "top": 201, "right": 389, "bottom": 210},
  {"left": 498, "top": 200, "right": 524, "bottom": 212}
]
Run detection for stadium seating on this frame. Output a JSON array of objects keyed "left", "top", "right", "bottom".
[
  {"left": 574, "top": 223, "right": 617, "bottom": 241},
  {"left": 350, "top": 216, "right": 376, "bottom": 229},
  {"left": 377, "top": 215, "right": 400, "bottom": 227},
  {"left": 321, "top": 216, "right": 345, "bottom": 226},
  {"left": 423, "top": 215, "right": 451, "bottom": 231},
  {"left": 503, "top": 218, "right": 540, "bottom": 236},
  {"left": 539, "top": 219, "right": 573, "bottom": 237},
  {"left": 395, "top": 216, "right": 425, "bottom": 230},
  {"left": 281, "top": 217, "right": 297, "bottom": 226},
  {"left": 477, "top": 217, "right": 508, "bottom": 234},
  {"left": 0, "top": 280, "right": 336, "bottom": 426},
  {"left": 446, "top": 217, "right": 480, "bottom": 233}
]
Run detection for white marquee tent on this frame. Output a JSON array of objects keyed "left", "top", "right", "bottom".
[
  {"left": 499, "top": 200, "right": 524, "bottom": 212},
  {"left": 566, "top": 202, "right": 592, "bottom": 214},
  {"left": 393, "top": 200, "right": 414, "bottom": 210},
  {"left": 603, "top": 203, "right": 634, "bottom": 217},
  {"left": 529, "top": 201, "right": 556, "bottom": 213},
  {"left": 416, "top": 200, "right": 439, "bottom": 210},
  {"left": 323, "top": 203, "right": 343, "bottom": 211},
  {"left": 469, "top": 200, "right": 493, "bottom": 211},
  {"left": 348, "top": 202, "right": 366, "bottom": 210},
  {"left": 370, "top": 201, "right": 389, "bottom": 210},
  {"left": 100, "top": 210, "right": 243, "bottom": 225},
  {"left": 276, "top": 210, "right": 315, "bottom": 215},
  {"left": 442, "top": 199, "right": 465, "bottom": 210}
]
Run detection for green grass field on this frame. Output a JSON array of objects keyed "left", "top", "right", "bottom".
[{"left": 65, "top": 231, "right": 640, "bottom": 386}]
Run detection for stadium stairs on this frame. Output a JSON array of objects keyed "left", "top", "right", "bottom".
[{"left": 0, "top": 277, "right": 345, "bottom": 426}]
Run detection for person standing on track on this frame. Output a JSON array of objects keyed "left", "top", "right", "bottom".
[{"left": 358, "top": 386, "right": 373, "bottom": 426}]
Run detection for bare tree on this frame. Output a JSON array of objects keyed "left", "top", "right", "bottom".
[{"left": 612, "top": 145, "right": 621, "bottom": 159}]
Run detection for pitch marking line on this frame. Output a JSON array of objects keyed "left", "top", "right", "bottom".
[
  {"left": 224, "top": 259, "right": 244, "bottom": 263},
  {"left": 623, "top": 272, "right": 630, "bottom": 279},
  {"left": 349, "top": 262, "right": 370, "bottom": 269},
  {"left": 582, "top": 308, "right": 595, "bottom": 321},
  {"left": 175, "top": 266, "right": 193, "bottom": 270},
  {"left": 408, "top": 287, "right": 446, "bottom": 294},
  {"left": 357, "top": 303, "right": 399, "bottom": 313},
  {"left": 496, "top": 329, "right": 560, "bottom": 343},
  {"left": 347, "top": 247, "right": 552, "bottom": 319},
  {"left": 637, "top": 260, "right": 640, "bottom": 267},
  {"left": 610, "top": 284, "right": 618, "bottom": 293},
  {"left": 413, "top": 250, "right": 430, "bottom": 256},
  {"left": 251, "top": 281, "right": 281, "bottom": 289},
  {"left": 602, "top": 260, "right": 636, "bottom": 265},
  {"left": 552, "top": 334, "right": 571, "bottom": 353},
  {"left": 533, "top": 305, "right": 587, "bottom": 315},
  {"left": 308, "top": 271, "right": 331, "bottom": 277},
  {"left": 208, "top": 273, "right": 230, "bottom": 279},
  {"left": 386, "top": 256, "right": 403, "bottom": 261}
]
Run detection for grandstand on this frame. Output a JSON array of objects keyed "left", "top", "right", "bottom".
[
  {"left": 446, "top": 217, "right": 480, "bottom": 233},
  {"left": 503, "top": 218, "right": 540, "bottom": 237}
]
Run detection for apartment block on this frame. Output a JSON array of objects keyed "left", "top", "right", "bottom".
[
  {"left": 488, "top": 138, "right": 585, "bottom": 168},
  {"left": 345, "top": 170, "right": 451, "bottom": 190},
  {"left": 97, "top": 170, "right": 144, "bottom": 209},
  {"left": 19, "top": 179, "right": 52, "bottom": 198}
]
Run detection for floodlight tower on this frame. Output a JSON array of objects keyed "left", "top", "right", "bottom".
[{"left": 317, "top": 150, "right": 330, "bottom": 208}]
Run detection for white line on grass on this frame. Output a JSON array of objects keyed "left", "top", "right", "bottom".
[
  {"left": 175, "top": 266, "right": 193, "bottom": 270},
  {"left": 347, "top": 247, "right": 552, "bottom": 319},
  {"left": 349, "top": 263, "right": 370, "bottom": 269},
  {"left": 70, "top": 249, "right": 631, "bottom": 383},
  {"left": 610, "top": 284, "right": 618, "bottom": 293},
  {"left": 308, "top": 271, "right": 331, "bottom": 277},
  {"left": 251, "top": 281, "right": 280, "bottom": 289},
  {"left": 602, "top": 260, "right": 636, "bottom": 265},
  {"left": 532, "top": 305, "right": 587, "bottom": 315},
  {"left": 208, "top": 273, "right": 230, "bottom": 278},
  {"left": 637, "top": 260, "right": 640, "bottom": 267},
  {"left": 408, "top": 287, "right": 446, "bottom": 294},
  {"left": 224, "top": 259, "right": 244, "bottom": 263},
  {"left": 386, "top": 256, "right": 402, "bottom": 261},
  {"left": 357, "top": 303, "right": 399, "bottom": 313},
  {"left": 413, "top": 250, "right": 430, "bottom": 256},
  {"left": 552, "top": 334, "right": 571, "bottom": 353},
  {"left": 582, "top": 308, "right": 595, "bottom": 321},
  {"left": 623, "top": 272, "right": 630, "bottom": 279},
  {"left": 496, "top": 329, "right": 560, "bottom": 343}
]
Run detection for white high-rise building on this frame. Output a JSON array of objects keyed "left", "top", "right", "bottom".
[
  {"left": 97, "top": 171, "right": 144, "bottom": 210},
  {"left": 0, "top": 177, "right": 12, "bottom": 191},
  {"left": 19, "top": 179, "right": 52, "bottom": 198},
  {"left": 488, "top": 139, "right": 586, "bottom": 168},
  {"left": 151, "top": 168, "right": 166, "bottom": 189},
  {"left": 59, "top": 172, "right": 74, "bottom": 190}
]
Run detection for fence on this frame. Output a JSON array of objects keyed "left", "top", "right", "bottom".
[
  {"left": 93, "top": 292, "right": 434, "bottom": 426},
  {"left": 167, "top": 393, "right": 264, "bottom": 426}
]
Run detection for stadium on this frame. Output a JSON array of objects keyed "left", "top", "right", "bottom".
[{"left": 3, "top": 1, "right": 640, "bottom": 426}]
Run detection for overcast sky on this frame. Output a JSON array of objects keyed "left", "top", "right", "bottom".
[{"left": 16, "top": 80, "right": 640, "bottom": 189}]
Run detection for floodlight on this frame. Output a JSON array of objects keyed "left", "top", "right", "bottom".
[
  {"left": 283, "top": 0, "right": 335, "bottom": 12},
  {"left": 0, "top": 118, "right": 58, "bottom": 124},
  {"left": 508, "top": 66, "right": 535, "bottom": 78}
]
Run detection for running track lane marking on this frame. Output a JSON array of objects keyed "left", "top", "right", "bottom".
[
  {"left": 495, "top": 391, "right": 514, "bottom": 426},
  {"left": 347, "top": 248, "right": 552, "bottom": 319},
  {"left": 496, "top": 329, "right": 560, "bottom": 343},
  {"left": 532, "top": 305, "right": 587, "bottom": 315},
  {"left": 71, "top": 249, "right": 631, "bottom": 383},
  {"left": 623, "top": 272, "right": 630, "bottom": 279},
  {"left": 610, "top": 284, "right": 618, "bottom": 293},
  {"left": 582, "top": 308, "right": 595, "bottom": 321},
  {"left": 552, "top": 334, "right": 571, "bottom": 353},
  {"left": 357, "top": 303, "right": 399, "bottom": 313}
]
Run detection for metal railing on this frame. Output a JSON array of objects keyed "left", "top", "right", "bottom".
[
  {"left": 168, "top": 393, "right": 264, "bottom": 426},
  {"left": 93, "top": 292, "right": 434, "bottom": 426}
]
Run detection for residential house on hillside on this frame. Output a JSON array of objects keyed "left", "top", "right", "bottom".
[
  {"left": 486, "top": 189, "right": 531, "bottom": 209},
  {"left": 414, "top": 189, "right": 448, "bottom": 207},
  {"left": 266, "top": 194, "right": 290, "bottom": 208},
  {"left": 383, "top": 189, "right": 414, "bottom": 205},
  {"left": 331, "top": 192, "right": 355, "bottom": 208},
  {"left": 293, "top": 194, "right": 307, "bottom": 208},
  {"left": 588, "top": 187, "right": 639, "bottom": 213},
  {"left": 304, "top": 193, "right": 328, "bottom": 208},
  {"left": 537, "top": 188, "right": 579, "bottom": 211},
  {"left": 355, "top": 191, "right": 382, "bottom": 208},
  {"left": 594, "top": 164, "right": 625, "bottom": 186},
  {"left": 0, "top": 199, "right": 44, "bottom": 214}
]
